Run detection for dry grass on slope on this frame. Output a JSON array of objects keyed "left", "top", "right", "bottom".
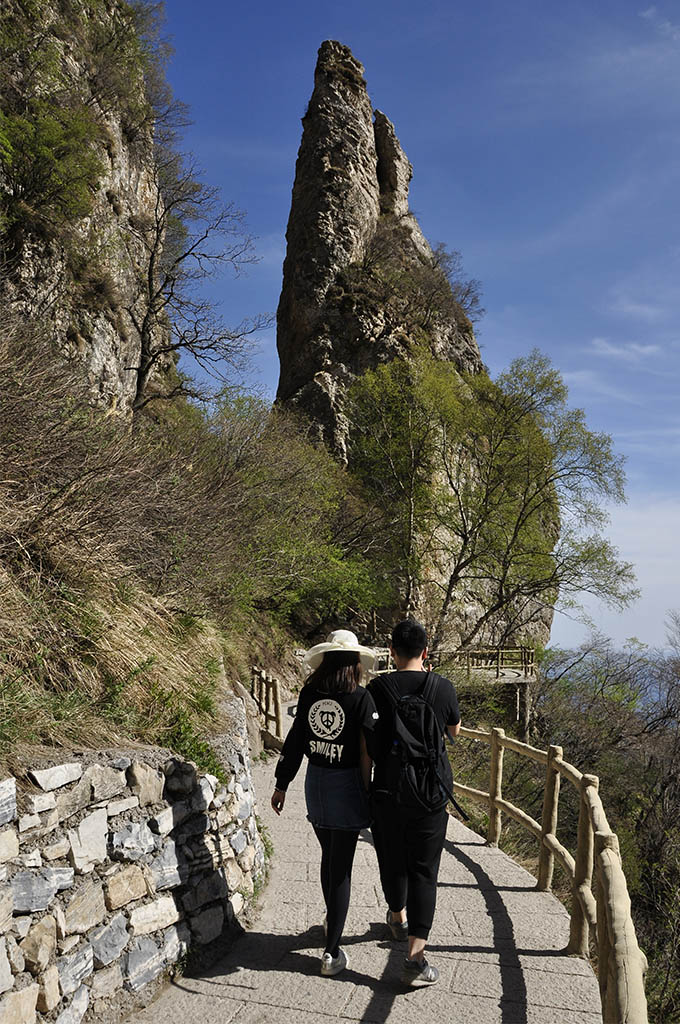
[
  {"left": 0, "top": 310, "right": 374, "bottom": 768},
  {"left": 0, "top": 325, "right": 239, "bottom": 771}
]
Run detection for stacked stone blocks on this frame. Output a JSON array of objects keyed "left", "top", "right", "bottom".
[{"left": 0, "top": 741, "right": 264, "bottom": 1024}]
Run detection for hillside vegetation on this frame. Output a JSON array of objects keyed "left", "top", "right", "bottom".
[{"left": 0, "top": 325, "right": 382, "bottom": 766}]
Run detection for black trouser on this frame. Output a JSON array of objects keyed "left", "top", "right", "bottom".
[
  {"left": 371, "top": 796, "right": 448, "bottom": 940},
  {"left": 312, "top": 825, "right": 360, "bottom": 958}
]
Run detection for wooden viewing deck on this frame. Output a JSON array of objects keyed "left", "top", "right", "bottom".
[{"left": 372, "top": 646, "right": 536, "bottom": 679}]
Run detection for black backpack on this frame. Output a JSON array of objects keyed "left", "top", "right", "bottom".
[{"left": 378, "top": 671, "right": 467, "bottom": 817}]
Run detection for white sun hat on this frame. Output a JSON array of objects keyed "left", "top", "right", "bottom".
[{"left": 303, "top": 629, "right": 376, "bottom": 673}]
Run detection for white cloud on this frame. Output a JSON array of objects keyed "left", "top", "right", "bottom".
[
  {"left": 498, "top": 9, "right": 680, "bottom": 132},
  {"left": 589, "top": 337, "right": 661, "bottom": 361},
  {"left": 640, "top": 6, "right": 680, "bottom": 42},
  {"left": 551, "top": 491, "right": 680, "bottom": 648},
  {"left": 608, "top": 297, "right": 665, "bottom": 321},
  {"left": 468, "top": 162, "right": 680, "bottom": 267},
  {"left": 562, "top": 369, "right": 642, "bottom": 404},
  {"left": 612, "top": 422, "right": 680, "bottom": 458},
  {"left": 595, "top": 259, "right": 680, "bottom": 396},
  {"left": 606, "top": 266, "right": 680, "bottom": 324}
]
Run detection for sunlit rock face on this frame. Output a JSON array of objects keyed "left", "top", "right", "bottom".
[
  {"left": 276, "top": 40, "right": 483, "bottom": 460},
  {"left": 0, "top": 0, "right": 168, "bottom": 413}
]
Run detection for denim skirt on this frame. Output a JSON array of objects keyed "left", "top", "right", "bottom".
[{"left": 305, "top": 762, "right": 371, "bottom": 830}]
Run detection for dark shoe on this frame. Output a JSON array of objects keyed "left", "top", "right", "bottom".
[
  {"left": 386, "top": 909, "right": 408, "bottom": 941},
  {"left": 401, "top": 956, "right": 439, "bottom": 987}
]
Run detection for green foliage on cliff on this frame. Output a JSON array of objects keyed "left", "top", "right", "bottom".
[
  {"left": 347, "top": 348, "right": 637, "bottom": 647},
  {"left": 0, "top": 102, "right": 102, "bottom": 240},
  {"left": 0, "top": 0, "right": 154, "bottom": 253},
  {"left": 333, "top": 215, "right": 484, "bottom": 336}
]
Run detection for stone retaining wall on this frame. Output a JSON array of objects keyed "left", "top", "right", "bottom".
[{"left": 0, "top": 696, "right": 265, "bottom": 1024}]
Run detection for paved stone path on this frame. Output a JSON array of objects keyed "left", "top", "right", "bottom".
[{"left": 129, "top": 751, "right": 603, "bottom": 1024}]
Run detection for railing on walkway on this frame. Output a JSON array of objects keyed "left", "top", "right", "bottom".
[
  {"left": 371, "top": 646, "right": 535, "bottom": 678},
  {"left": 433, "top": 646, "right": 535, "bottom": 678},
  {"left": 250, "top": 666, "right": 283, "bottom": 740},
  {"left": 454, "top": 725, "right": 648, "bottom": 1024}
]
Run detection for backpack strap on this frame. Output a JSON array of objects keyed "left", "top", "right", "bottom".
[
  {"left": 421, "top": 670, "right": 439, "bottom": 706},
  {"left": 419, "top": 672, "right": 471, "bottom": 821}
]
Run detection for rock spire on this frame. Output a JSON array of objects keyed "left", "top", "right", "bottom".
[{"left": 276, "top": 40, "right": 483, "bottom": 457}]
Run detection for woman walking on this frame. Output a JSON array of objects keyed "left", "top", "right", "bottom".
[{"left": 271, "top": 629, "right": 377, "bottom": 976}]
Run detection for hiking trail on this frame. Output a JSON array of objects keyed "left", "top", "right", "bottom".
[{"left": 127, "top": 711, "right": 603, "bottom": 1024}]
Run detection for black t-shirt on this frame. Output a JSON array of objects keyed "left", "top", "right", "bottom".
[
  {"left": 274, "top": 683, "right": 378, "bottom": 791},
  {"left": 367, "top": 670, "right": 460, "bottom": 790}
]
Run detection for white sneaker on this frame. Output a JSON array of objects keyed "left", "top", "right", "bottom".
[{"left": 320, "top": 947, "right": 348, "bottom": 976}]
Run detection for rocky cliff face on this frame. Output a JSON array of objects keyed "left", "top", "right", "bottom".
[
  {"left": 0, "top": 0, "right": 167, "bottom": 413},
  {"left": 276, "top": 40, "right": 483, "bottom": 457},
  {"left": 276, "top": 41, "right": 553, "bottom": 650}
]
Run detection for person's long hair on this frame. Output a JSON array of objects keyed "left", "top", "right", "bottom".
[{"left": 306, "top": 650, "right": 361, "bottom": 694}]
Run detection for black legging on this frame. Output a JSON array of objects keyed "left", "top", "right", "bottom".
[{"left": 312, "top": 825, "right": 360, "bottom": 958}]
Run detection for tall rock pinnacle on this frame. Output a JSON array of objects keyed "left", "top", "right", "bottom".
[{"left": 276, "top": 40, "right": 483, "bottom": 457}]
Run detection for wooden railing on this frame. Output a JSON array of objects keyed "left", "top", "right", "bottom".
[
  {"left": 432, "top": 646, "right": 535, "bottom": 677},
  {"left": 250, "top": 666, "right": 283, "bottom": 740},
  {"left": 371, "top": 646, "right": 535, "bottom": 678},
  {"left": 454, "top": 726, "right": 648, "bottom": 1023}
]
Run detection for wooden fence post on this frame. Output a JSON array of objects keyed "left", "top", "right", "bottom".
[
  {"left": 568, "top": 773, "right": 599, "bottom": 957},
  {"left": 273, "top": 677, "right": 283, "bottom": 739},
  {"left": 488, "top": 727, "right": 505, "bottom": 846},
  {"left": 594, "top": 831, "right": 620, "bottom": 1016},
  {"left": 537, "top": 744, "right": 563, "bottom": 891},
  {"left": 265, "top": 673, "right": 273, "bottom": 730}
]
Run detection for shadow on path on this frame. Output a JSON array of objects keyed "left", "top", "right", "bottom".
[
  {"left": 167, "top": 919, "right": 412, "bottom": 1024},
  {"left": 438, "top": 837, "right": 528, "bottom": 1023}
]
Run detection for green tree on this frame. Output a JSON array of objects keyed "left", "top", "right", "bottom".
[
  {"left": 347, "top": 357, "right": 438, "bottom": 614},
  {"left": 0, "top": 101, "right": 102, "bottom": 245},
  {"left": 348, "top": 349, "right": 638, "bottom": 648}
]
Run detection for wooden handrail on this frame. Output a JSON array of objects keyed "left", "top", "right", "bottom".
[
  {"left": 250, "top": 666, "right": 283, "bottom": 739},
  {"left": 437, "top": 646, "right": 536, "bottom": 677},
  {"left": 453, "top": 725, "right": 648, "bottom": 1023},
  {"left": 372, "top": 646, "right": 536, "bottom": 678}
]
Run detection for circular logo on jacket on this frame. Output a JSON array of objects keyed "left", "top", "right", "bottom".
[{"left": 308, "top": 699, "right": 345, "bottom": 740}]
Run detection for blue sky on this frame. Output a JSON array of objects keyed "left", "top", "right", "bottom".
[{"left": 161, "top": 0, "right": 680, "bottom": 650}]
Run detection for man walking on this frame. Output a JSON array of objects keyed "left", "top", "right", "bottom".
[{"left": 368, "top": 619, "right": 461, "bottom": 986}]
